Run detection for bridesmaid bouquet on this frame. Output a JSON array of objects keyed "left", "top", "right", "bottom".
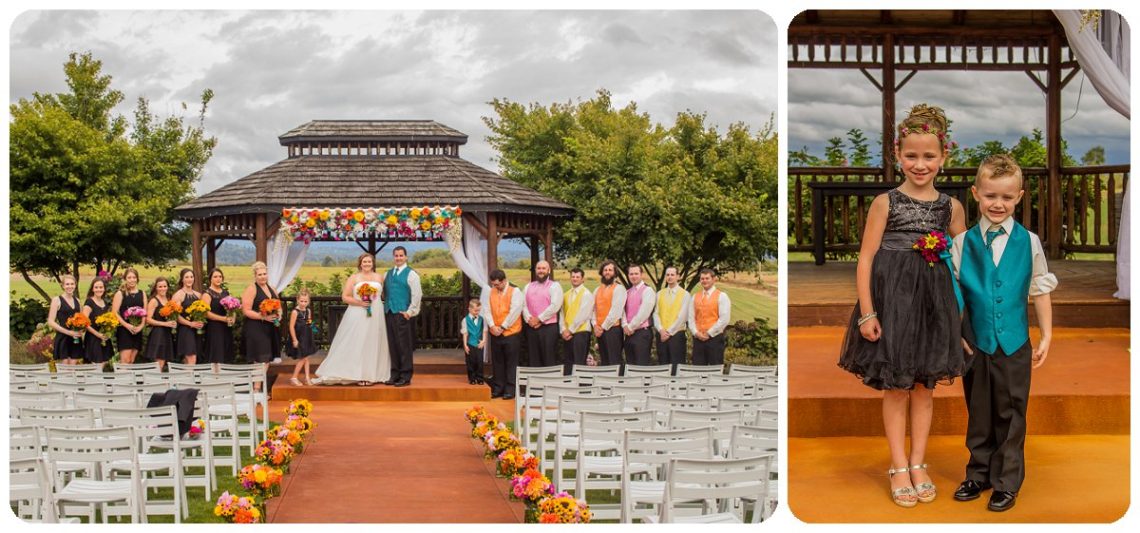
[
  {"left": 356, "top": 284, "right": 378, "bottom": 317},
  {"left": 159, "top": 300, "right": 183, "bottom": 320},
  {"left": 185, "top": 300, "right": 211, "bottom": 335},
  {"left": 94, "top": 313, "right": 120, "bottom": 346},
  {"left": 219, "top": 296, "right": 242, "bottom": 321},
  {"left": 912, "top": 230, "right": 950, "bottom": 267},
  {"left": 65, "top": 314, "right": 91, "bottom": 344},
  {"left": 258, "top": 298, "right": 282, "bottom": 326},
  {"left": 123, "top": 306, "right": 147, "bottom": 327}
]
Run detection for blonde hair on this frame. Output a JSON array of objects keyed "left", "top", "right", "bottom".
[
  {"left": 976, "top": 154, "right": 1024, "bottom": 188},
  {"left": 60, "top": 274, "right": 76, "bottom": 289},
  {"left": 251, "top": 261, "right": 268, "bottom": 275},
  {"left": 297, "top": 287, "right": 311, "bottom": 300},
  {"left": 121, "top": 267, "right": 140, "bottom": 294},
  {"left": 896, "top": 104, "right": 950, "bottom": 153}
]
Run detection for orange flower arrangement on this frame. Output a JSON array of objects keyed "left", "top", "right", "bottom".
[
  {"left": 65, "top": 314, "right": 90, "bottom": 344},
  {"left": 259, "top": 298, "right": 282, "bottom": 326},
  {"left": 159, "top": 300, "right": 183, "bottom": 320}
]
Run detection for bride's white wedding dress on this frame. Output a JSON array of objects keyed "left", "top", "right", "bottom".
[{"left": 315, "top": 280, "right": 391, "bottom": 384}]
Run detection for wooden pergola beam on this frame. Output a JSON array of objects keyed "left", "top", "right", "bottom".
[
  {"left": 1046, "top": 31, "right": 1063, "bottom": 257},
  {"left": 882, "top": 32, "right": 897, "bottom": 182}
]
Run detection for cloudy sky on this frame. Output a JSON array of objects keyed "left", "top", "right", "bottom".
[
  {"left": 789, "top": 68, "right": 1131, "bottom": 165},
  {"left": 9, "top": 10, "right": 778, "bottom": 195}
]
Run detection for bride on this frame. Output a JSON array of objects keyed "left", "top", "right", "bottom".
[{"left": 314, "top": 253, "right": 391, "bottom": 386}]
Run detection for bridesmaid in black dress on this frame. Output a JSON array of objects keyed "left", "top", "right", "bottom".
[
  {"left": 201, "top": 268, "right": 236, "bottom": 370},
  {"left": 242, "top": 261, "right": 281, "bottom": 383},
  {"left": 143, "top": 277, "right": 177, "bottom": 369},
  {"left": 47, "top": 274, "right": 85, "bottom": 365},
  {"left": 82, "top": 278, "right": 115, "bottom": 364},
  {"left": 112, "top": 267, "right": 147, "bottom": 365},
  {"left": 173, "top": 268, "right": 205, "bottom": 365}
]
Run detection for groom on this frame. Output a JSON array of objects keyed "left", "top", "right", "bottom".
[{"left": 382, "top": 246, "right": 422, "bottom": 387}]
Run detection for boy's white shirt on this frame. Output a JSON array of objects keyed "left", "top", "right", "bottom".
[{"left": 949, "top": 216, "right": 1058, "bottom": 297}]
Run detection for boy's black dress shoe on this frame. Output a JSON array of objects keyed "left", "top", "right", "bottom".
[
  {"left": 491, "top": 392, "right": 502, "bottom": 398},
  {"left": 953, "top": 480, "right": 992, "bottom": 501},
  {"left": 502, "top": 394, "right": 515, "bottom": 400},
  {"left": 987, "top": 491, "right": 1017, "bottom": 512},
  {"left": 394, "top": 380, "right": 410, "bottom": 387}
]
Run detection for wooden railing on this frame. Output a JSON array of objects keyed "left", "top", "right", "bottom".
[
  {"left": 788, "top": 165, "right": 1128, "bottom": 258},
  {"left": 276, "top": 295, "right": 466, "bottom": 350}
]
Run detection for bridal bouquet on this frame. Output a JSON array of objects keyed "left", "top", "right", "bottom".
[
  {"left": 123, "top": 306, "right": 147, "bottom": 328},
  {"left": 65, "top": 314, "right": 90, "bottom": 344},
  {"left": 94, "top": 313, "right": 120, "bottom": 346},
  {"left": 258, "top": 298, "right": 282, "bottom": 326},
  {"left": 356, "top": 284, "right": 378, "bottom": 317},
  {"left": 185, "top": 300, "right": 211, "bottom": 335}
]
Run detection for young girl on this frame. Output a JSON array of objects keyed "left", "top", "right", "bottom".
[
  {"left": 46, "top": 274, "right": 85, "bottom": 365},
  {"left": 288, "top": 289, "right": 318, "bottom": 386},
  {"left": 201, "top": 268, "right": 236, "bottom": 371},
  {"left": 144, "top": 277, "right": 177, "bottom": 370},
  {"left": 112, "top": 267, "right": 146, "bottom": 365},
  {"left": 173, "top": 268, "right": 204, "bottom": 365},
  {"left": 82, "top": 278, "right": 115, "bottom": 365},
  {"left": 838, "top": 104, "right": 967, "bottom": 508}
]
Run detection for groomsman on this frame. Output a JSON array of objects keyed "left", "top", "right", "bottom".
[
  {"left": 559, "top": 268, "right": 593, "bottom": 373},
  {"left": 621, "top": 264, "right": 656, "bottom": 365},
  {"left": 383, "top": 246, "right": 422, "bottom": 387},
  {"left": 592, "top": 260, "right": 626, "bottom": 366},
  {"left": 688, "top": 268, "right": 731, "bottom": 365},
  {"left": 653, "top": 266, "right": 690, "bottom": 366},
  {"left": 522, "top": 260, "right": 563, "bottom": 367},
  {"left": 484, "top": 269, "right": 524, "bottom": 400}
]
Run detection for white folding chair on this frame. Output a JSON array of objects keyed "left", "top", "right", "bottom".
[
  {"left": 150, "top": 388, "right": 216, "bottom": 500},
  {"left": 622, "top": 364, "right": 673, "bottom": 377},
  {"left": 10, "top": 391, "right": 67, "bottom": 418},
  {"left": 571, "top": 364, "right": 622, "bottom": 378},
  {"left": 730, "top": 425, "right": 780, "bottom": 521},
  {"left": 10, "top": 362, "right": 52, "bottom": 372},
  {"left": 513, "top": 365, "right": 567, "bottom": 439},
  {"left": 620, "top": 426, "right": 715, "bottom": 523},
  {"left": 74, "top": 391, "right": 143, "bottom": 417},
  {"left": 604, "top": 383, "right": 668, "bottom": 411},
  {"left": 549, "top": 395, "right": 627, "bottom": 489},
  {"left": 203, "top": 371, "right": 265, "bottom": 455},
  {"left": 667, "top": 409, "right": 745, "bottom": 456},
  {"left": 166, "top": 362, "right": 215, "bottom": 374},
  {"left": 520, "top": 374, "right": 580, "bottom": 449},
  {"left": 727, "top": 364, "right": 777, "bottom": 377},
  {"left": 654, "top": 455, "right": 773, "bottom": 523},
  {"left": 753, "top": 408, "right": 778, "bottom": 428},
  {"left": 591, "top": 375, "right": 651, "bottom": 388},
  {"left": 11, "top": 379, "right": 40, "bottom": 391},
  {"left": 681, "top": 382, "right": 746, "bottom": 400},
  {"left": 47, "top": 381, "right": 112, "bottom": 407},
  {"left": 571, "top": 409, "right": 655, "bottom": 521},
  {"left": 675, "top": 364, "right": 725, "bottom": 377},
  {"left": 717, "top": 396, "right": 775, "bottom": 423},
  {"left": 10, "top": 425, "right": 43, "bottom": 461},
  {"left": 45, "top": 426, "right": 145, "bottom": 523},
  {"left": 646, "top": 396, "right": 714, "bottom": 427},
  {"left": 535, "top": 384, "right": 602, "bottom": 461},
  {"left": 216, "top": 365, "right": 269, "bottom": 450},
  {"left": 112, "top": 362, "right": 161, "bottom": 372},
  {"left": 102, "top": 406, "right": 187, "bottom": 522},
  {"left": 10, "top": 457, "right": 62, "bottom": 523},
  {"left": 54, "top": 363, "right": 104, "bottom": 373},
  {"left": 192, "top": 382, "right": 241, "bottom": 481}
]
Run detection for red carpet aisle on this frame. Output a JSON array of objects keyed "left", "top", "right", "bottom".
[{"left": 264, "top": 400, "right": 521, "bottom": 522}]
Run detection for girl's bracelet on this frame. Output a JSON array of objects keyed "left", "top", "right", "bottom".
[{"left": 857, "top": 312, "right": 878, "bottom": 326}]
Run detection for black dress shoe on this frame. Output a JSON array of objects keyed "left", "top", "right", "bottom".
[
  {"left": 953, "top": 480, "right": 992, "bottom": 501},
  {"left": 491, "top": 392, "right": 502, "bottom": 399},
  {"left": 394, "top": 381, "right": 410, "bottom": 387},
  {"left": 502, "top": 394, "right": 515, "bottom": 400},
  {"left": 380, "top": 380, "right": 396, "bottom": 386},
  {"left": 987, "top": 490, "right": 1017, "bottom": 512}
]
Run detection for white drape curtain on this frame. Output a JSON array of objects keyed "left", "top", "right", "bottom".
[
  {"left": 1055, "top": 10, "right": 1131, "bottom": 299},
  {"left": 267, "top": 227, "right": 310, "bottom": 294},
  {"left": 446, "top": 212, "right": 491, "bottom": 293}
]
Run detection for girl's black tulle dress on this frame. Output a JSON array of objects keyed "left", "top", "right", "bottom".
[{"left": 838, "top": 188, "right": 965, "bottom": 390}]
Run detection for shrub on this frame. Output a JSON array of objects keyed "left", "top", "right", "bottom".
[
  {"left": 724, "top": 318, "right": 778, "bottom": 366},
  {"left": 9, "top": 295, "right": 49, "bottom": 340}
]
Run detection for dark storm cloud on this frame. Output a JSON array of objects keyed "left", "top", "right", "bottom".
[{"left": 10, "top": 10, "right": 777, "bottom": 195}]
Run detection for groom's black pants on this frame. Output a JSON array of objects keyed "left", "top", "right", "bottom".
[
  {"left": 489, "top": 333, "right": 521, "bottom": 397},
  {"left": 385, "top": 312, "right": 415, "bottom": 383}
]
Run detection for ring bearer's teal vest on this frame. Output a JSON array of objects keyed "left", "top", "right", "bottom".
[
  {"left": 384, "top": 267, "right": 412, "bottom": 313},
  {"left": 959, "top": 221, "right": 1032, "bottom": 356}
]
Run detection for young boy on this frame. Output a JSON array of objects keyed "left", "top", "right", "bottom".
[
  {"left": 950, "top": 154, "right": 1057, "bottom": 512},
  {"left": 461, "top": 298, "right": 487, "bottom": 385}
]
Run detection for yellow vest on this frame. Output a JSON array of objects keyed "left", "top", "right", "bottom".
[
  {"left": 563, "top": 286, "right": 589, "bottom": 334},
  {"left": 657, "top": 286, "right": 684, "bottom": 330}
]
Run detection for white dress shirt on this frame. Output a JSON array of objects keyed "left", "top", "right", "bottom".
[
  {"left": 653, "top": 285, "right": 692, "bottom": 336},
  {"left": 688, "top": 286, "right": 732, "bottom": 337},
  {"left": 559, "top": 285, "right": 594, "bottom": 334},
  {"left": 389, "top": 265, "right": 423, "bottom": 317},
  {"left": 482, "top": 284, "right": 525, "bottom": 331},
  {"left": 622, "top": 282, "right": 656, "bottom": 330},
  {"left": 949, "top": 217, "right": 1058, "bottom": 297},
  {"left": 522, "top": 280, "right": 564, "bottom": 324},
  {"left": 591, "top": 283, "right": 627, "bottom": 330}
]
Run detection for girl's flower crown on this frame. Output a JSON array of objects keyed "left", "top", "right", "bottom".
[{"left": 895, "top": 123, "right": 957, "bottom": 152}]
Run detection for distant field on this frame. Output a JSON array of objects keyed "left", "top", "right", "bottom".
[{"left": 10, "top": 264, "right": 777, "bottom": 323}]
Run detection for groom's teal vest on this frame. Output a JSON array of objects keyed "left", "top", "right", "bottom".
[
  {"left": 959, "top": 221, "right": 1032, "bottom": 356},
  {"left": 384, "top": 267, "right": 412, "bottom": 313}
]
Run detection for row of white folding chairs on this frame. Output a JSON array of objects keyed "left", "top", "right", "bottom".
[{"left": 543, "top": 416, "right": 774, "bottom": 523}]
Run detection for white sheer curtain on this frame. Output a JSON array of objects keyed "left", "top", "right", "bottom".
[
  {"left": 267, "top": 227, "right": 310, "bottom": 294},
  {"left": 446, "top": 212, "right": 490, "bottom": 290},
  {"left": 1055, "top": 10, "right": 1131, "bottom": 299}
]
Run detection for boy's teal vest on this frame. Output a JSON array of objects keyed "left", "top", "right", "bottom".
[
  {"left": 384, "top": 267, "right": 412, "bottom": 313},
  {"left": 465, "top": 315, "right": 484, "bottom": 347},
  {"left": 959, "top": 221, "right": 1032, "bottom": 356}
]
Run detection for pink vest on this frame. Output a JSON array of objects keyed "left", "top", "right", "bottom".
[
  {"left": 625, "top": 283, "right": 650, "bottom": 330},
  {"left": 525, "top": 280, "right": 558, "bottom": 325}
]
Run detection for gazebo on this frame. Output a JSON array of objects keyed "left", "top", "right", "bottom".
[{"left": 173, "top": 119, "right": 573, "bottom": 345}]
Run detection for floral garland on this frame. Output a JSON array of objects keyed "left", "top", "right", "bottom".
[
  {"left": 464, "top": 405, "right": 591, "bottom": 524},
  {"left": 281, "top": 206, "right": 462, "bottom": 243}
]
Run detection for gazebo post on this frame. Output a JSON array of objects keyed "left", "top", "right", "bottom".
[
  {"left": 881, "top": 32, "right": 896, "bottom": 183},
  {"left": 543, "top": 223, "right": 554, "bottom": 265},
  {"left": 190, "top": 220, "right": 204, "bottom": 291},
  {"left": 206, "top": 237, "right": 217, "bottom": 274},
  {"left": 529, "top": 236, "right": 540, "bottom": 281},
  {"left": 254, "top": 213, "right": 268, "bottom": 263},
  {"left": 1046, "top": 31, "right": 1064, "bottom": 259},
  {"left": 487, "top": 212, "right": 499, "bottom": 278}
]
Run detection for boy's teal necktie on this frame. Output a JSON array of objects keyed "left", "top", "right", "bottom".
[{"left": 985, "top": 224, "right": 1006, "bottom": 247}]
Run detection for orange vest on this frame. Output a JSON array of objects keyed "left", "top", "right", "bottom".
[
  {"left": 491, "top": 285, "right": 522, "bottom": 337},
  {"left": 693, "top": 288, "right": 721, "bottom": 333},
  {"left": 595, "top": 284, "right": 616, "bottom": 328}
]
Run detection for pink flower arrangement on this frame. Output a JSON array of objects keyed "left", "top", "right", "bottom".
[
  {"left": 510, "top": 467, "right": 556, "bottom": 504},
  {"left": 123, "top": 306, "right": 147, "bottom": 327},
  {"left": 220, "top": 296, "right": 242, "bottom": 317}
]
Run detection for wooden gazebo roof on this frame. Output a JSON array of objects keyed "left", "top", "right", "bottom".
[{"left": 278, "top": 120, "right": 468, "bottom": 144}]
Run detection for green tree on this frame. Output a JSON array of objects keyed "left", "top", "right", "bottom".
[
  {"left": 823, "top": 137, "right": 846, "bottom": 166},
  {"left": 846, "top": 128, "right": 873, "bottom": 166},
  {"left": 1082, "top": 146, "right": 1106, "bottom": 165},
  {"left": 9, "top": 52, "right": 216, "bottom": 300},
  {"left": 484, "top": 89, "right": 776, "bottom": 290}
]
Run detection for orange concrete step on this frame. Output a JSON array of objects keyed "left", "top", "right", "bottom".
[
  {"left": 788, "top": 434, "right": 1130, "bottom": 523},
  {"left": 272, "top": 374, "right": 492, "bottom": 402},
  {"left": 789, "top": 327, "right": 1129, "bottom": 437}
]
